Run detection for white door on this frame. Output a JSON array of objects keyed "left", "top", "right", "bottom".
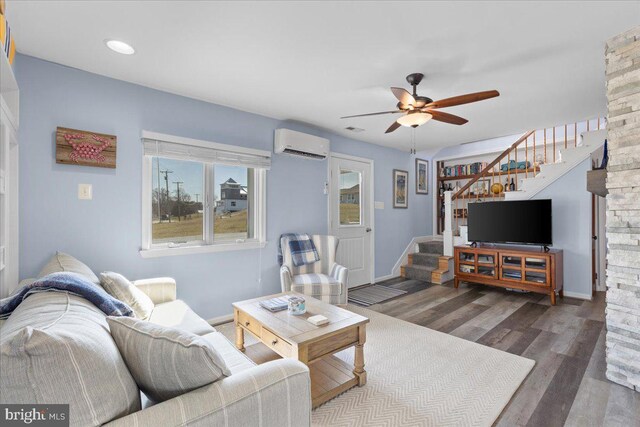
[{"left": 329, "top": 154, "right": 373, "bottom": 287}]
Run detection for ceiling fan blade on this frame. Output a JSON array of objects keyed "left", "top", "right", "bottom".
[
  {"left": 390, "top": 87, "right": 416, "bottom": 107},
  {"left": 424, "top": 90, "right": 500, "bottom": 109},
  {"left": 385, "top": 121, "right": 402, "bottom": 134},
  {"left": 340, "top": 110, "right": 403, "bottom": 119},
  {"left": 426, "top": 110, "right": 469, "bottom": 125}
]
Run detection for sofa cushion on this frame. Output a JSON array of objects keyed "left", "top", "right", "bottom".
[
  {"left": 38, "top": 251, "right": 100, "bottom": 285},
  {"left": 148, "top": 300, "right": 215, "bottom": 335},
  {"left": 202, "top": 331, "right": 256, "bottom": 374},
  {"left": 107, "top": 316, "right": 231, "bottom": 403},
  {"left": 292, "top": 274, "right": 341, "bottom": 296},
  {"left": 0, "top": 292, "right": 141, "bottom": 427},
  {"left": 100, "top": 272, "right": 154, "bottom": 320}
]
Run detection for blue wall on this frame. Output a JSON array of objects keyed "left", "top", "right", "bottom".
[
  {"left": 535, "top": 158, "right": 592, "bottom": 298},
  {"left": 15, "top": 54, "right": 432, "bottom": 318}
]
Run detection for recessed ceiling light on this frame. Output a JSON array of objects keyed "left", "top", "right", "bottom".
[{"left": 105, "top": 39, "right": 135, "bottom": 55}]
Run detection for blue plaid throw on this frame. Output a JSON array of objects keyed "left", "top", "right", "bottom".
[
  {"left": 0, "top": 272, "right": 134, "bottom": 319},
  {"left": 278, "top": 233, "right": 320, "bottom": 267}
]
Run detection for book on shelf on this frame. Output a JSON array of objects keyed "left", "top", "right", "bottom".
[{"left": 441, "top": 161, "right": 488, "bottom": 178}]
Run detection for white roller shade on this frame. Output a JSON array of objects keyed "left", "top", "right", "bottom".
[{"left": 142, "top": 132, "right": 271, "bottom": 170}]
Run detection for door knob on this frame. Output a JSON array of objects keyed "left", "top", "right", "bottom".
[{"left": 366, "top": 228, "right": 372, "bottom": 232}]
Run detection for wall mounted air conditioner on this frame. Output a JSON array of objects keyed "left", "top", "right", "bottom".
[{"left": 274, "top": 129, "right": 329, "bottom": 160}]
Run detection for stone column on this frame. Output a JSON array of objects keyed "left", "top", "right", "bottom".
[{"left": 605, "top": 26, "right": 640, "bottom": 392}]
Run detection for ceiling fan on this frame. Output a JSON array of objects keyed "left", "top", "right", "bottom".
[{"left": 341, "top": 73, "right": 499, "bottom": 133}]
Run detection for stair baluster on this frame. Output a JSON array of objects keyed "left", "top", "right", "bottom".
[
  {"left": 553, "top": 127, "right": 556, "bottom": 163},
  {"left": 491, "top": 166, "right": 495, "bottom": 199},
  {"left": 525, "top": 136, "right": 529, "bottom": 180},
  {"left": 507, "top": 151, "right": 511, "bottom": 192},
  {"left": 515, "top": 142, "right": 518, "bottom": 190},
  {"left": 543, "top": 129, "right": 547, "bottom": 165},
  {"left": 533, "top": 133, "right": 536, "bottom": 175},
  {"left": 533, "top": 132, "right": 540, "bottom": 176}
]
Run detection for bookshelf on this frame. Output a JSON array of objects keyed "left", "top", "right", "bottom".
[{"left": 435, "top": 158, "right": 539, "bottom": 234}]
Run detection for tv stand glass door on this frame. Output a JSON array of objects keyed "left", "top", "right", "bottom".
[{"left": 457, "top": 248, "right": 497, "bottom": 279}]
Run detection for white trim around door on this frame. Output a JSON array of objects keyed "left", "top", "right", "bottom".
[{"left": 328, "top": 152, "right": 375, "bottom": 287}]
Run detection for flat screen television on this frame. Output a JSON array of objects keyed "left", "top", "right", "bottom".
[{"left": 467, "top": 199, "right": 552, "bottom": 246}]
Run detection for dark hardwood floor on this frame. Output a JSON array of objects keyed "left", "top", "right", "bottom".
[{"left": 366, "top": 277, "right": 640, "bottom": 427}]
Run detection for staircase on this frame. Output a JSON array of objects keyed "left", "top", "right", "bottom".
[
  {"left": 401, "top": 241, "right": 452, "bottom": 284},
  {"left": 440, "top": 118, "right": 606, "bottom": 257},
  {"left": 505, "top": 129, "right": 606, "bottom": 200}
]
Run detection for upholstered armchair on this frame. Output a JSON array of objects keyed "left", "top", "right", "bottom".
[{"left": 279, "top": 235, "right": 348, "bottom": 305}]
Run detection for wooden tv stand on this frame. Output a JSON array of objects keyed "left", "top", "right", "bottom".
[{"left": 454, "top": 245, "right": 563, "bottom": 305}]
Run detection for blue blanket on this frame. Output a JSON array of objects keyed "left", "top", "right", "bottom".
[
  {"left": 278, "top": 233, "right": 320, "bottom": 267},
  {"left": 0, "top": 272, "right": 134, "bottom": 319}
]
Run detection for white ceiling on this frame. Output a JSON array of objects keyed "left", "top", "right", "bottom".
[{"left": 7, "top": 1, "right": 639, "bottom": 152}]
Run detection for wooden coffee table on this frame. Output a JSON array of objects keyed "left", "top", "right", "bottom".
[{"left": 232, "top": 292, "right": 369, "bottom": 408}]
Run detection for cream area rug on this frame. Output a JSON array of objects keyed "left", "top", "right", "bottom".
[{"left": 310, "top": 305, "right": 535, "bottom": 427}]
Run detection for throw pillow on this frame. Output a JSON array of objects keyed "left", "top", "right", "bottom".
[
  {"left": 106, "top": 316, "right": 231, "bottom": 403},
  {"left": 38, "top": 251, "right": 100, "bottom": 285},
  {"left": 0, "top": 293, "right": 141, "bottom": 426},
  {"left": 100, "top": 272, "right": 154, "bottom": 320}
]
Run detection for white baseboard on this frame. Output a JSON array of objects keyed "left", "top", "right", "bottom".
[
  {"left": 208, "top": 313, "right": 234, "bottom": 326},
  {"left": 374, "top": 274, "right": 398, "bottom": 283},
  {"left": 562, "top": 291, "right": 592, "bottom": 301}
]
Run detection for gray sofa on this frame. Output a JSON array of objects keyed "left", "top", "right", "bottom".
[{"left": 0, "top": 275, "right": 312, "bottom": 426}]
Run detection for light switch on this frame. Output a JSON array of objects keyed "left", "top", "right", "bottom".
[
  {"left": 78, "top": 184, "right": 92, "bottom": 200},
  {"left": 375, "top": 201, "right": 384, "bottom": 210}
]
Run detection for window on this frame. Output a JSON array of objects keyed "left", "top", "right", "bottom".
[
  {"left": 339, "top": 169, "right": 361, "bottom": 225},
  {"left": 151, "top": 158, "right": 204, "bottom": 245},
  {"left": 141, "top": 131, "right": 269, "bottom": 257}
]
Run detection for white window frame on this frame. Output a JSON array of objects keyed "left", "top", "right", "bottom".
[{"left": 140, "top": 131, "right": 268, "bottom": 258}]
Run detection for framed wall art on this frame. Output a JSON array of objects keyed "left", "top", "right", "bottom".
[
  {"left": 393, "top": 169, "right": 408, "bottom": 208},
  {"left": 415, "top": 158, "right": 429, "bottom": 194}
]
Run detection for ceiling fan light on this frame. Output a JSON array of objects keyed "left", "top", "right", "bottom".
[{"left": 397, "top": 112, "right": 432, "bottom": 127}]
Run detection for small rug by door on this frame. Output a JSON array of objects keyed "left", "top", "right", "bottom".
[
  {"left": 312, "top": 305, "right": 535, "bottom": 427},
  {"left": 348, "top": 285, "right": 407, "bottom": 306}
]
